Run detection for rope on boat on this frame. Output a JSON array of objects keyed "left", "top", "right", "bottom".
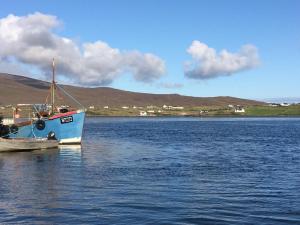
[
  {"left": 32, "top": 104, "right": 42, "bottom": 118},
  {"left": 31, "top": 123, "right": 36, "bottom": 138},
  {"left": 56, "top": 84, "right": 85, "bottom": 110}
]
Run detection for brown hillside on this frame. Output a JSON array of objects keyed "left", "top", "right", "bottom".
[{"left": 0, "top": 73, "right": 264, "bottom": 107}]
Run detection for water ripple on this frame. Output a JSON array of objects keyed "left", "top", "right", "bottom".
[{"left": 0, "top": 117, "right": 300, "bottom": 224}]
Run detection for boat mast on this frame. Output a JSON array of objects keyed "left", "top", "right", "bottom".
[{"left": 51, "top": 58, "right": 56, "bottom": 114}]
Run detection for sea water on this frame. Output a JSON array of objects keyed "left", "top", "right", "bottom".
[{"left": 0, "top": 117, "right": 300, "bottom": 224}]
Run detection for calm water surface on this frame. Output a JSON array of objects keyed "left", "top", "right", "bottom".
[{"left": 0, "top": 117, "right": 300, "bottom": 224}]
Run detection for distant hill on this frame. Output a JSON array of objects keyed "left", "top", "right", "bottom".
[{"left": 0, "top": 73, "right": 264, "bottom": 107}]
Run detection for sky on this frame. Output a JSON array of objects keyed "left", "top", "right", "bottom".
[{"left": 0, "top": 0, "right": 299, "bottom": 100}]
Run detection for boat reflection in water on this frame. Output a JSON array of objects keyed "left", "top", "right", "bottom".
[
  {"left": 58, "top": 144, "right": 82, "bottom": 160},
  {"left": 0, "top": 144, "right": 83, "bottom": 221}
]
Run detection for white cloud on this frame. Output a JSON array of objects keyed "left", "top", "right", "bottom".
[
  {"left": 184, "top": 41, "right": 260, "bottom": 79},
  {"left": 0, "top": 12, "right": 166, "bottom": 85}
]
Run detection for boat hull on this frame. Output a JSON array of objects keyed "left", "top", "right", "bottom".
[
  {"left": 0, "top": 138, "right": 58, "bottom": 152},
  {"left": 11, "top": 111, "right": 85, "bottom": 144}
]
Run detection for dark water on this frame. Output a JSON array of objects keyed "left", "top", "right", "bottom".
[{"left": 1, "top": 117, "right": 300, "bottom": 224}]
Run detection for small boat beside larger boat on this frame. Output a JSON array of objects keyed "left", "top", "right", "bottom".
[{"left": 0, "top": 137, "right": 59, "bottom": 152}]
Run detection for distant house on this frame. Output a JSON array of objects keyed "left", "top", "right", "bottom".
[
  {"left": 162, "top": 105, "right": 174, "bottom": 110},
  {"left": 16, "top": 104, "right": 31, "bottom": 107},
  {"left": 147, "top": 110, "right": 155, "bottom": 113},
  {"left": 89, "top": 105, "right": 95, "bottom": 109},
  {"left": 104, "top": 106, "right": 109, "bottom": 109},
  {"left": 280, "top": 103, "right": 290, "bottom": 107},
  {"left": 235, "top": 106, "right": 245, "bottom": 113},
  {"left": 228, "top": 104, "right": 234, "bottom": 108},
  {"left": 172, "top": 106, "right": 184, "bottom": 110},
  {"left": 139, "top": 111, "right": 147, "bottom": 116},
  {"left": 200, "top": 110, "right": 208, "bottom": 114},
  {"left": 269, "top": 103, "right": 280, "bottom": 107},
  {"left": 133, "top": 106, "right": 137, "bottom": 109},
  {"left": 122, "top": 106, "right": 129, "bottom": 109}
]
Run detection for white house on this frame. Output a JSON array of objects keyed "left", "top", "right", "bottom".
[
  {"left": 280, "top": 103, "right": 290, "bottom": 107},
  {"left": 235, "top": 106, "right": 245, "bottom": 113},
  {"left": 269, "top": 103, "right": 280, "bottom": 107},
  {"left": 172, "top": 106, "right": 184, "bottom": 110},
  {"left": 139, "top": 111, "right": 147, "bottom": 116}
]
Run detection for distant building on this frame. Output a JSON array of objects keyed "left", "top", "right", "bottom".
[
  {"left": 89, "top": 105, "right": 95, "bottom": 109},
  {"left": 280, "top": 103, "right": 290, "bottom": 107},
  {"left": 139, "top": 111, "right": 147, "bottom": 116},
  {"left": 122, "top": 106, "right": 129, "bottom": 109},
  {"left": 269, "top": 103, "right": 280, "bottom": 107},
  {"left": 104, "top": 106, "right": 109, "bottom": 109},
  {"left": 147, "top": 110, "right": 155, "bottom": 113},
  {"left": 163, "top": 105, "right": 184, "bottom": 110},
  {"left": 172, "top": 106, "right": 184, "bottom": 110},
  {"left": 235, "top": 106, "right": 245, "bottom": 113}
]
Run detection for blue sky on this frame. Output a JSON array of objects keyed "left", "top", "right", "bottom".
[{"left": 0, "top": 0, "right": 299, "bottom": 100}]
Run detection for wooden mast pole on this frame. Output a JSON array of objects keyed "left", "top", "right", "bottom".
[{"left": 51, "top": 58, "right": 55, "bottom": 114}]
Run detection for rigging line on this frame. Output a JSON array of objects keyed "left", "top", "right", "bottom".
[
  {"left": 56, "top": 84, "right": 85, "bottom": 110},
  {"left": 32, "top": 104, "right": 42, "bottom": 118},
  {"left": 56, "top": 87, "right": 66, "bottom": 101},
  {"left": 45, "top": 91, "right": 50, "bottom": 104},
  {"left": 31, "top": 123, "right": 36, "bottom": 138}
]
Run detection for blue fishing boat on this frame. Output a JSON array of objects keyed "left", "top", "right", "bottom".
[{"left": 9, "top": 59, "right": 86, "bottom": 144}]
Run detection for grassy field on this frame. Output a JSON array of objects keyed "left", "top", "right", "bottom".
[
  {"left": 244, "top": 105, "right": 300, "bottom": 116},
  {"left": 1, "top": 105, "right": 300, "bottom": 118},
  {"left": 86, "top": 105, "right": 300, "bottom": 117}
]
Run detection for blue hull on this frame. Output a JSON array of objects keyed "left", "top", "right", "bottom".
[{"left": 11, "top": 111, "right": 85, "bottom": 144}]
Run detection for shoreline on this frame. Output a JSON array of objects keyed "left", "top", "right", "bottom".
[{"left": 86, "top": 114, "right": 300, "bottom": 118}]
